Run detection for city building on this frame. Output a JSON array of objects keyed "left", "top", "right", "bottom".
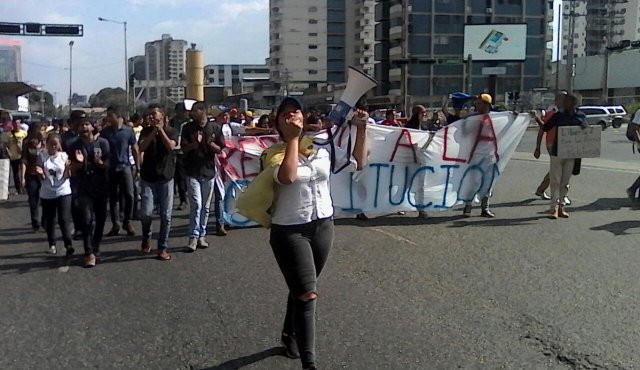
[
  {"left": 372, "top": 0, "right": 551, "bottom": 110},
  {"left": 203, "top": 64, "right": 270, "bottom": 95},
  {"left": 130, "top": 34, "right": 189, "bottom": 104},
  {"left": 0, "top": 39, "right": 22, "bottom": 83},
  {"left": 269, "top": 0, "right": 376, "bottom": 98}
]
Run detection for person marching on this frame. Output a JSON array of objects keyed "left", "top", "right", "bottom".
[
  {"left": 68, "top": 118, "right": 111, "bottom": 268},
  {"left": 541, "top": 93, "right": 588, "bottom": 219},
  {"left": 36, "top": 134, "right": 74, "bottom": 257},
  {"left": 169, "top": 102, "right": 190, "bottom": 211},
  {"left": 1, "top": 118, "right": 27, "bottom": 194},
  {"left": 181, "top": 101, "right": 225, "bottom": 252},
  {"left": 262, "top": 97, "right": 368, "bottom": 370},
  {"left": 22, "top": 121, "right": 45, "bottom": 232},
  {"left": 138, "top": 104, "right": 178, "bottom": 260},
  {"left": 101, "top": 106, "right": 140, "bottom": 237}
]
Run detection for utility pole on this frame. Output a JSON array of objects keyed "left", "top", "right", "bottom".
[
  {"left": 68, "top": 41, "right": 74, "bottom": 116},
  {"left": 555, "top": 2, "right": 562, "bottom": 91},
  {"left": 566, "top": 0, "right": 576, "bottom": 94}
]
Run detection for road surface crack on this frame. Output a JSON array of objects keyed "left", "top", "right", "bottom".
[{"left": 519, "top": 314, "right": 627, "bottom": 370}]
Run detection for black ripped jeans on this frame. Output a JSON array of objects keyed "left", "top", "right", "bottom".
[{"left": 270, "top": 217, "right": 334, "bottom": 368}]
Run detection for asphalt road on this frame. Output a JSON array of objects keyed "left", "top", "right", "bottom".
[{"left": 1, "top": 128, "right": 640, "bottom": 369}]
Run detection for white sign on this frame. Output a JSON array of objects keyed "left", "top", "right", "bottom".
[
  {"left": 0, "top": 159, "right": 9, "bottom": 201},
  {"left": 222, "top": 113, "right": 530, "bottom": 227},
  {"left": 482, "top": 67, "right": 507, "bottom": 75},
  {"left": 464, "top": 24, "right": 527, "bottom": 61},
  {"left": 557, "top": 126, "right": 602, "bottom": 159},
  {"left": 17, "top": 96, "right": 29, "bottom": 112}
]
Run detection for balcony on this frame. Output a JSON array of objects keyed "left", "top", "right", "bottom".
[
  {"left": 390, "top": 4, "right": 403, "bottom": 17},
  {"left": 389, "top": 45, "right": 403, "bottom": 58},
  {"left": 389, "top": 88, "right": 402, "bottom": 96},
  {"left": 390, "top": 25, "right": 403, "bottom": 40}
]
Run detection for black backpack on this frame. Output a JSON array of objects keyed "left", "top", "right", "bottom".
[{"left": 626, "top": 110, "right": 640, "bottom": 142}]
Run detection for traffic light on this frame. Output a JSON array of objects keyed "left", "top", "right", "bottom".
[{"left": 0, "top": 22, "right": 83, "bottom": 36}]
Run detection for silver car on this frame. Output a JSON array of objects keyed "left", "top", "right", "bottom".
[{"left": 578, "top": 106, "right": 613, "bottom": 130}]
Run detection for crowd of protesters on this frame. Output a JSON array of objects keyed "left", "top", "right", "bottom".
[{"left": 0, "top": 91, "right": 600, "bottom": 263}]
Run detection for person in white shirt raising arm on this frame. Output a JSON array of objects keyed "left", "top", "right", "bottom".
[{"left": 268, "top": 97, "right": 368, "bottom": 370}]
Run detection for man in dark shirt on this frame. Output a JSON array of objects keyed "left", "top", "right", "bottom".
[
  {"left": 138, "top": 104, "right": 177, "bottom": 260},
  {"left": 69, "top": 118, "right": 111, "bottom": 268},
  {"left": 62, "top": 110, "right": 89, "bottom": 240},
  {"left": 169, "top": 102, "right": 190, "bottom": 210},
  {"left": 181, "top": 101, "right": 225, "bottom": 251},
  {"left": 100, "top": 105, "right": 140, "bottom": 236},
  {"left": 542, "top": 93, "right": 587, "bottom": 219}
]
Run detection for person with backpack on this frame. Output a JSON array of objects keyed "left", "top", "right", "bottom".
[{"left": 626, "top": 108, "right": 640, "bottom": 202}]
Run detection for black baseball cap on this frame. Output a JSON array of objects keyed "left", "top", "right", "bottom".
[{"left": 275, "top": 97, "right": 304, "bottom": 119}]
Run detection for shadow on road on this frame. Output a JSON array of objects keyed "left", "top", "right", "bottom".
[
  {"left": 201, "top": 346, "right": 284, "bottom": 370},
  {"left": 571, "top": 197, "right": 634, "bottom": 212},
  {"left": 447, "top": 216, "right": 546, "bottom": 228},
  {"left": 591, "top": 221, "right": 640, "bottom": 236}
]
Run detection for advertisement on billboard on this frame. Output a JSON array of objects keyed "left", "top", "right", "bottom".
[{"left": 463, "top": 24, "right": 527, "bottom": 61}]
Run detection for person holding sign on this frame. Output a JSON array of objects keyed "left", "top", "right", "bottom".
[
  {"left": 267, "top": 97, "right": 368, "bottom": 370},
  {"left": 542, "top": 94, "right": 588, "bottom": 219}
]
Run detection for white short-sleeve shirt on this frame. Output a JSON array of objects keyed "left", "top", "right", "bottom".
[{"left": 39, "top": 151, "right": 72, "bottom": 199}]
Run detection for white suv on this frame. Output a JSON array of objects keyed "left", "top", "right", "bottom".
[{"left": 579, "top": 106, "right": 614, "bottom": 130}]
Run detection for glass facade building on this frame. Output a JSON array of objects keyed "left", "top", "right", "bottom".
[{"left": 374, "top": 0, "right": 550, "bottom": 106}]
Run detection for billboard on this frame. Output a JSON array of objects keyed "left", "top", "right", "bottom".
[{"left": 463, "top": 24, "right": 527, "bottom": 61}]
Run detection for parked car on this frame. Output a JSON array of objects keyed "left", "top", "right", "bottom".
[
  {"left": 579, "top": 106, "right": 614, "bottom": 130},
  {"left": 604, "top": 105, "right": 627, "bottom": 128}
]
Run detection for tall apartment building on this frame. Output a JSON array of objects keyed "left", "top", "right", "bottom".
[
  {"left": 561, "top": 0, "right": 640, "bottom": 60},
  {"left": 137, "top": 34, "right": 189, "bottom": 103},
  {"left": 374, "top": 0, "right": 549, "bottom": 107},
  {"left": 269, "top": 0, "right": 376, "bottom": 95},
  {"left": 203, "top": 64, "right": 270, "bottom": 95},
  {"left": 0, "top": 39, "right": 22, "bottom": 83}
]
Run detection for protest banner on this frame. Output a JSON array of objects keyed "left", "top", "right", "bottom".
[
  {"left": 219, "top": 112, "right": 530, "bottom": 227},
  {"left": 557, "top": 126, "right": 601, "bottom": 159}
]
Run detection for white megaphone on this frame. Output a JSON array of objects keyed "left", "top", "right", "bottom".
[{"left": 327, "top": 66, "right": 378, "bottom": 127}]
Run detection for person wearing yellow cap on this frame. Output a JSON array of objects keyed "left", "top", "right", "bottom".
[{"left": 462, "top": 93, "right": 495, "bottom": 218}]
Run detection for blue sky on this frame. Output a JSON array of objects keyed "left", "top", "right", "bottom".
[{"left": 0, "top": 0, "right": 269, "bottom": 105}]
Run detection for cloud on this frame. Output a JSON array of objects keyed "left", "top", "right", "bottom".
[{"left": 220, "top": 0, "right": 268, "bottom": 17}]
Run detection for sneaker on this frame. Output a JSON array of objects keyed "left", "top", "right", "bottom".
[
  {"left": 417, "top": 211, "right": 429, "bottom": 219},
  {"left": 123, "top": 223, "right": 136, "bottom": 236},
  {"left": 64, "top": 246, "right": 75, "bottom": 257},
  {"left": 197, "top": 237, "right": 209, "bottom": 249},
  {"left": 157, "top": 250, "right": 172, "bottom": 261},
  {"left": 535, "top": 191, "right": 551, "bottom": 200},
  {"left": 177, "top": 201, "right": 187, "bottom": 211},
  {"left": 462, "top": 205, "right": 472, "bottom": 218},
  {"left": 563, "top": 196, "right": 572, "bottom": 206},
  {"left": 216, "top": 223, "right": 228, "bottom": 236},
  {"left": 627, "top": 188, "right": 636, "bottom": 202},
  {"left": 141, "top": 239, "right": 151, "bottom": 254},
  {"left": 84, "top": 254, "right": 96, "bottom": 268},
  {"left": 48, "top": 245, "right": 57, "bottom": 255},
  {"left": 397, "top": 211, "right": 406, "bottom": 215},
  {"left": 481, "top": 209, "right": 496, "bottom": 218},
  {"left": 281, "top": 333, "right": 300, "bottom": 359},
  {"left": 187, "top": 237, "right": 198, "bottom": 252},
  {"left": 106, "top": 225, "right": 120, "bottom": 237},
  {"left": 73, "top": 230, "right": 82, "bottom": 240},
  {"left": 355, "top": 213, "right": 369, "bottom": 221}
]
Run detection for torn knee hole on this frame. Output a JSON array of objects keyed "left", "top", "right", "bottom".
[{"left": 298, "top": 291, "right": 317, "bottom": 301}]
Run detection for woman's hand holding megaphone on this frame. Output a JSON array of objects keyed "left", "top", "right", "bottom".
[{"left": 351, "top": 109, "right": 369, "bottom": 129}]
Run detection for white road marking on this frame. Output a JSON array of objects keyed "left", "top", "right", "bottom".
[{"left": 371, "top": 227, "right": 419, "bottom": 247}]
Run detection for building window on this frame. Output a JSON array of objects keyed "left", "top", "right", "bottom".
[
  {"left": 309, "top": 6, "right": 317, "bottom": 12},
  {"left": 309, "top": 70, "right": 318, "bottom": 75},
  {"left": 309, "top": 19, "right": 318, "bottom": 24},
  {"left": 309, "top": 56, "right": 318, "bottom": 62},
  {"left": 309, "top": 32, "right": 318, "bottom": 37},
  {"left": 309, "top": 44, "right": 318, "bottom": 49}
]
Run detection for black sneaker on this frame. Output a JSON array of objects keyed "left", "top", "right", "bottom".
[
  {"left": 462, "top": 205, "right": 472, "bottom": 218},
  {"left": 123, "top": 223, "right": 136, "bottom": 236},
  {"left": 281, "top": 333, "right": 300, "bottom": 359},
  {"left": 481, "top": 209, "right": 496, "bottom": 218}
]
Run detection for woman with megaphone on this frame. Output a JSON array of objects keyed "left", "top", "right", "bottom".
[{"left": 238, "top": 97, "right": 368, "bottom": 370}]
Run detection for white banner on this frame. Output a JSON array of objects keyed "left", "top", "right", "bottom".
[
  {"left": 0, "top": 159, "right": 9, "bottom": 201},
  {"left": 557, "top": 126, "right": 601, "bottom": 159},
  {"left": 219, "top": 112, "right": 530, "bottom": 227}
]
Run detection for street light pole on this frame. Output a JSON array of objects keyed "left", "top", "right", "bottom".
[
  {"left": 98, "top": 17, "right": 129, "bottom": 112},
  {"left": 69, "top": 41, "right": 74, "bottom": 116}
]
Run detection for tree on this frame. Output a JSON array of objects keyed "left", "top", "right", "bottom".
[
  {"left": 28, "top": 90, "right": 56, "bottom": 117},
  {"left": 89, "top": 87, "right": 127, "bottom": 109}
]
